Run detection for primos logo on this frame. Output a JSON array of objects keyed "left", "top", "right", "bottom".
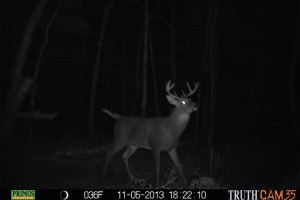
[{"left": 11, "top": 190, "right": 35, "bottom": 200}]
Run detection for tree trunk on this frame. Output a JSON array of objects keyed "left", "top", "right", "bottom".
[
  {"left": 243, "top": 57, "right": 263, "bottom": 132},
  {"left": 131, "top": 31, "right": 143, "bottom": 115},
  {"left": 70, "top": 39, "right": 87, "bottom": 129},
  {"left": 122, "top": 12, "right": 127, "bottom": 113},
  {"left": 28, "top": 0, "right": 62, "bottom": 135},
  {"left": 4, "top": 0, "right": 48, "bottom": 136},
  {"left": 88, "top": 0, "right": 115, "bottom": 134},
  {"left": 141, "top": 0, "right": 149, "bottom": 116},
  {"left": 170, "top": 0, "right": 177, "bottom": 82},
  {"left": 198, "top": 1, "right": 213, "bottom": 144},
  {"left": 208, "top": 0, "right": 221, "bottom": 178},
  {"left": 4, "top": 78, "right": 33, "bottom": 136},
  {"left": 288, "top": 21, "right": 300, "bottom": 181},
  {"left": 150, "top": 33, "right": 159, "bottom": 115}
]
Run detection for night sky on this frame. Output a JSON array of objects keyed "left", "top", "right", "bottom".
[{"left": 1, "top": 0, "right": 299, "bottom": 189}]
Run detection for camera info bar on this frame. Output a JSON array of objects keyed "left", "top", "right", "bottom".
[{"left": 1, "top": 189, "right": 298, "bottom": 200}]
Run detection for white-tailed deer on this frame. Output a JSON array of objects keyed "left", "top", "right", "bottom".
[{"left": 102, "top": 80, "right": 199, "bottom": 186}]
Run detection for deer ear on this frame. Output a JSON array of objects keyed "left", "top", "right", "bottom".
[{"left": 166, "top": 95, "right": 179, "bottom": 106}]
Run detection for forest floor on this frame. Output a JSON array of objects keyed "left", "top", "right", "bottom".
[{"left": 1, "top": 130, "right": 298, "bottom": 189}]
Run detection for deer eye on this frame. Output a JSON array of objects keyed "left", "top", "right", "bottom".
[{"left": 181, "top": 100, "right": 186, "bottom": 105}]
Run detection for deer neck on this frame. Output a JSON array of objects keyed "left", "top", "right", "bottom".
[{"left": 167, "top": 109, "right": 190, "bottom": 135}]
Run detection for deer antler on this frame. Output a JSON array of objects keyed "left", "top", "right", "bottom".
[
  {"left": 182, "top": 82, "right": 199, "bottom": 97},
  {"left": 166, "top": 80, "right": 180, "bottom": 99}
]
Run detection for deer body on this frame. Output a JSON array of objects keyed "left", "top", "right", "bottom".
[
  {"left": 102, "top": 81, "right": 198, "bottom": 186},
  {"left": 113, "top": 114, "right": 189, "bottom": 151}
]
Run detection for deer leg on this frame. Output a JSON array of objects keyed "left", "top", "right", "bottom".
[
  {"left": 153, "top": 149, "right": 161, "bottom": 186},
  {"left": 122, "top": 145, "right": 138, "bottom": 181},
  {"left": 168, "top": 148, "right": 187, "bottom": 185},
  {"left": 102, "top": 145, "right": 123, "bottom": 179}
]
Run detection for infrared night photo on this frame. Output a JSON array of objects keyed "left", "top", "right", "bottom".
[{"left": 0, "top": 0, "right": 299, "bottom": 190}]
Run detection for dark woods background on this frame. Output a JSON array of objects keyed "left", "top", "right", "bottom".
[{"left": 0, "top": 0, "right": 299, "bottom": 188}]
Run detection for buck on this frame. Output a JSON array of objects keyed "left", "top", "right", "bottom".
[{"left": 101, "top": 80, "right": 199, "bottom": 186}]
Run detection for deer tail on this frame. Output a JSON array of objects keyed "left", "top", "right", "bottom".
[{"left": 102, "top": 108, "right": 121, "bottom": 120}]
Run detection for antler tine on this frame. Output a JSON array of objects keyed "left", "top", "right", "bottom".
[
  {"left": 166, "top": 80, "right": 179, "bottom": 99},
  {"left": 181, "top": 90, "right": 186, "bottom": 97},
  {"left": 186, "top": 82, "right": 192, "bottom": 92},
  {"left": 166, "top": 80, "right": 174, "bottom": 93},
  {"left": 174, "top": 91, "right": 179, "bottom": 97},
  {"left": 185, "top": 82, "right": 199, "bottom": 97}
]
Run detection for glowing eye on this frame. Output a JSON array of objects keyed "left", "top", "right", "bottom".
[{"left": 182, "top": 101, "right": 186, "bottom": 104}]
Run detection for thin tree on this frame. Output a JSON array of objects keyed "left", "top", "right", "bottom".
[
  {"left": 149, "top": 33, "right": 159, "bottom": 115},
  {"left": 122, "top": 8, "right": 127, "bottom": 113},
  {"left": 207, "top": 0, "right": 221, "bottom": 178},
  {"left": 27, "top": 0, "right": 63, "bottom": 151},
  {"left": 197, "top": 1, "right": 215, "bottom": 144},
  {"left": 170, "top": 0, "right": 177, "bottom": 82},
  {"left": 88, "top": 0, "right": 115, "bottom": 134},
  {"left": 131, "top": 29, "right": 143, "bottom": 115},
  {"left": 288, "top": 11, "right": 299, "bottom": 179},
  {"left": 141, "top": 0, "right": 149, "bottom": 116},
  {"left": 243, "top": 57, "right": 263, "bottom": 132}
]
